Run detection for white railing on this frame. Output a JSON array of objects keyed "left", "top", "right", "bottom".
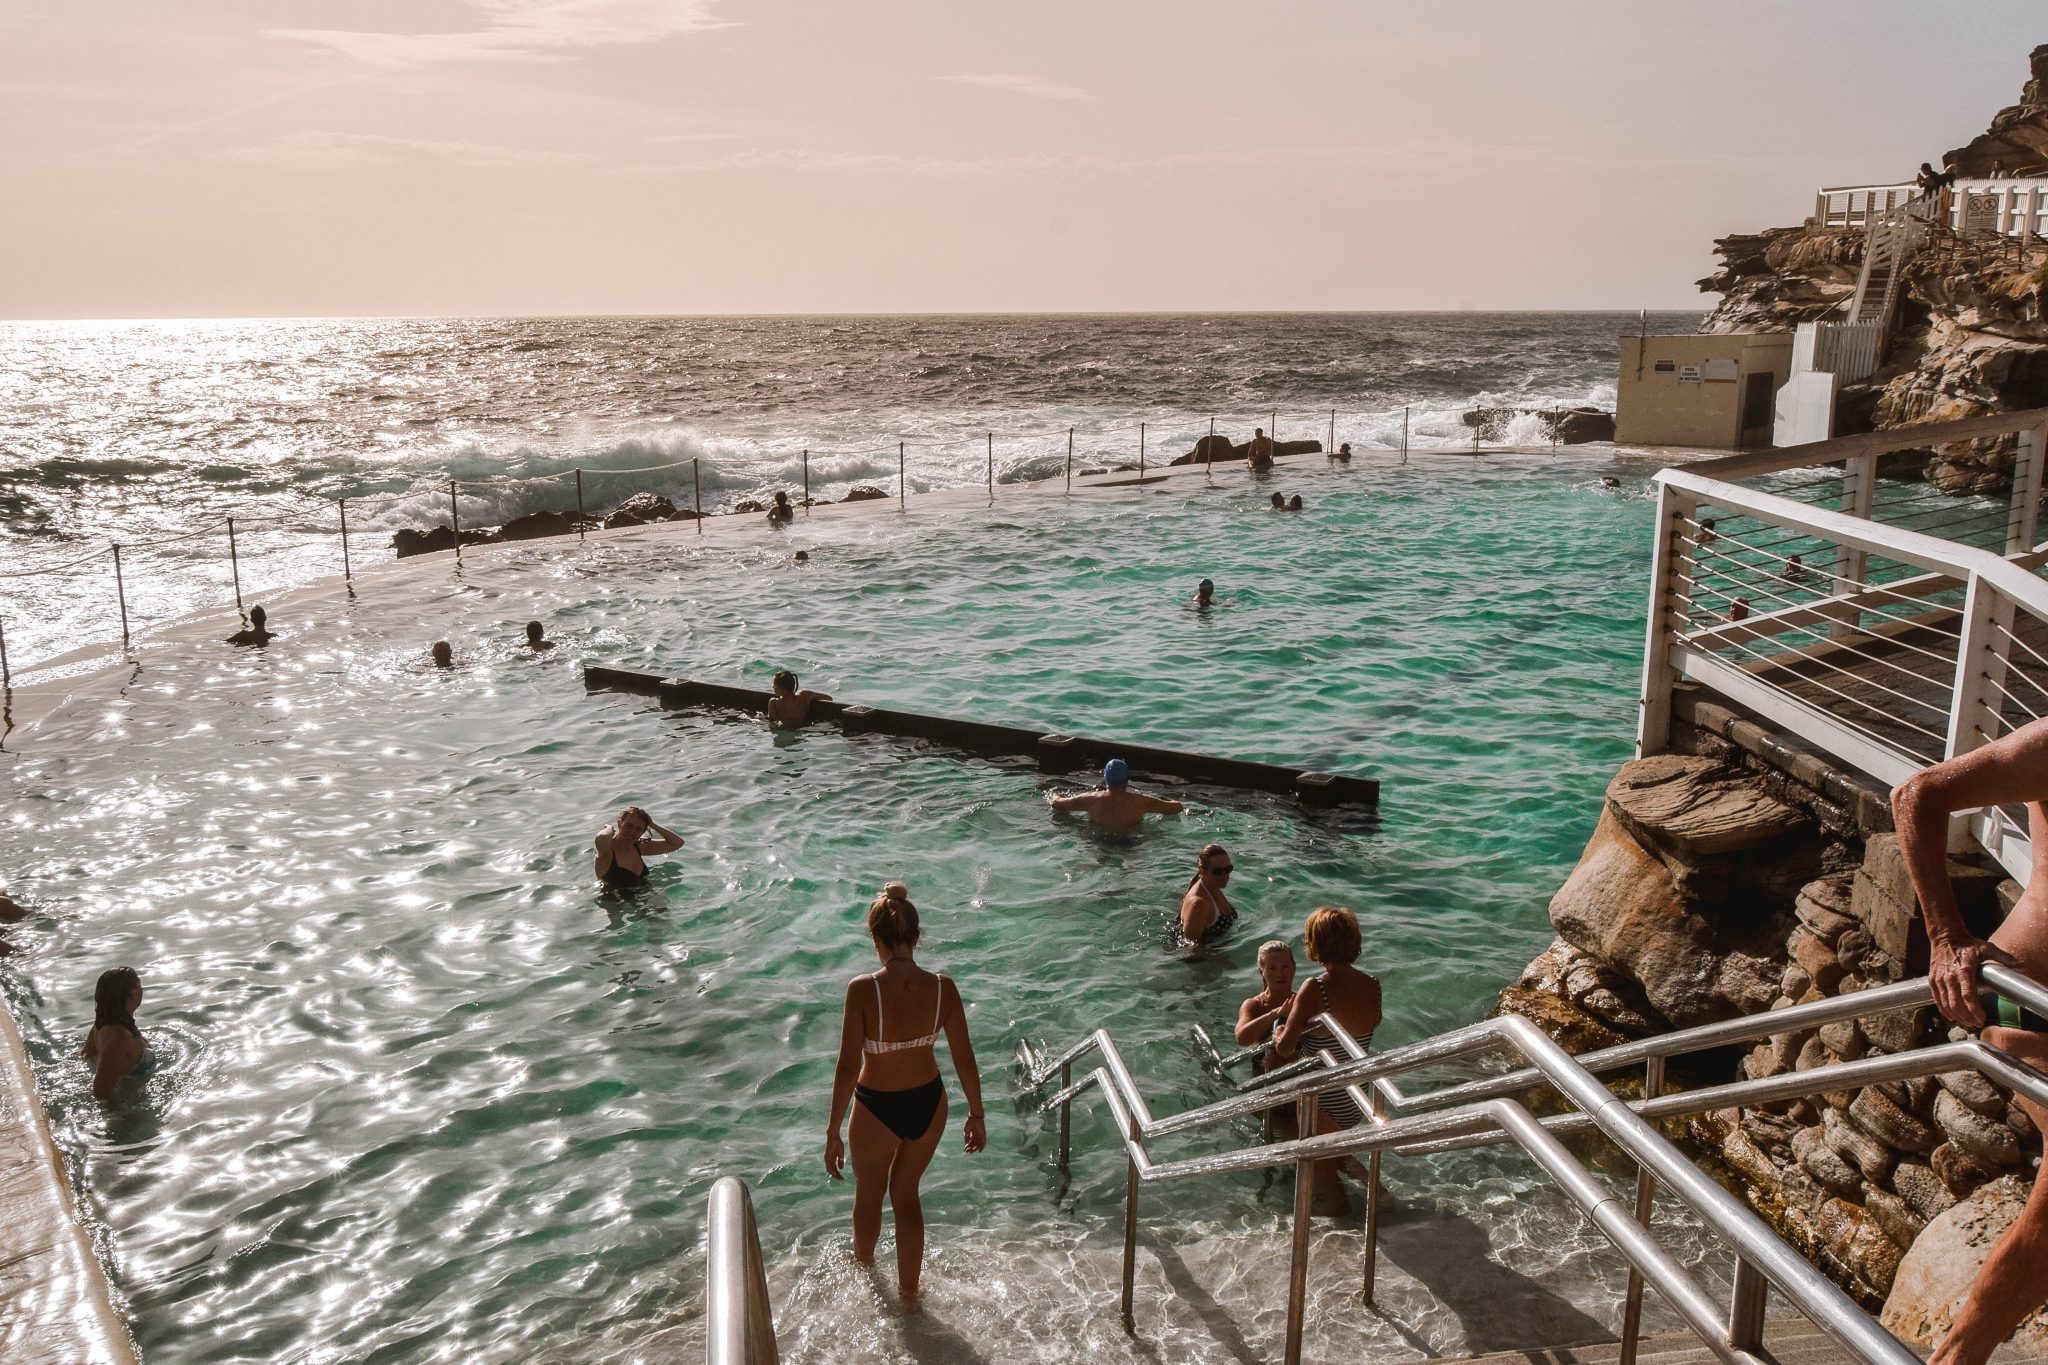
[
  {"left": 1639, "top": 408, "right": 2048, "bottom": 881},
  {"left": 1815, "top": 179, "right": 2048, "bottom": 239}
]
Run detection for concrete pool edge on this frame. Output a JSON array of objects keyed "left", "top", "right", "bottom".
[{"left": 0, "top": 995, "right": 141, "bottom": 1365}]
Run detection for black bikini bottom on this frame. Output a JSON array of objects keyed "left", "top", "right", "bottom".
[{"left": 856, "top": 1076, "right": 944, "bottom": 1142}]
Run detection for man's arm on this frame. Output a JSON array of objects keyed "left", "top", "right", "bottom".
[
  {"left": 1047, "top": 791, "right": 1099, "bottom": 813},
  {"left": 1892, "top": 718, "right": 2048, "bottom": 1024},
  {"left": 1133, "top": 793, "right": 1185, "bottom": 815},
  {"left": 800, "top": 689, "right": 832, "bottom": 702}
]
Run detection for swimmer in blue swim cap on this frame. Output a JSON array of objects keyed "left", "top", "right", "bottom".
[{"left": 1047, "top": 757, "right": 1185, "bottom": 833}]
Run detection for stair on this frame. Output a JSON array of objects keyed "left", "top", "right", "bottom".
[
  {"left": 1846, "top": 202, "right": 1929, "bottom": 341},
  {"left": 1443, "top": 1318, "right": 2048, "bottom": 1364}
]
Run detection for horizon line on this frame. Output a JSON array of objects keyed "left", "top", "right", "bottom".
[{"left": 1, "top": 304, "right": 1712, "bottom": 325}]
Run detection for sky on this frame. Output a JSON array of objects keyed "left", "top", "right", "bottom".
[{"left": 1, "top": 1, "right": 2041, "bottom": 318}]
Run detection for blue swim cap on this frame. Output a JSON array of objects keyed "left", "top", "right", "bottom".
[{"left": 1103, "top": 758, "right": 1129, "bottom": 788}]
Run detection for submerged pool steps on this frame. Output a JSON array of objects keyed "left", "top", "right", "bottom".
[{"left": 583, "top": 666, "right": 1378, "bottom": 808}]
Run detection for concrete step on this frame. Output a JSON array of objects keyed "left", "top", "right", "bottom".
[{"left": 1437, "top": 1317, "right": 2048, "bottom": 1365}]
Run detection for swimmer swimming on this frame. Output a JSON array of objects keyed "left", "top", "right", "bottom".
[
  {"left": 1048, "top": 759, "right": 1185, "bottom": 832},
  {"left": 524, "top": 621, "right": 555, "bottom": 651},
  {"left": 768, "top": 670, "right": 832, "bottom": 727},
  {"left": 1194, "top": 578, "right": 1216, "bottom": 609},
  {"left": 594, "top": 806, "right": 685, "bottom": 892}
]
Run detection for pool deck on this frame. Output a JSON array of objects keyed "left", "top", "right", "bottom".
[{"left": 0, "top": 437, "right": 1673, "bottom": 1360}]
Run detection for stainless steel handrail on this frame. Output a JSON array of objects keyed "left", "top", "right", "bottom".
[
  {"left": 705, "top": 1176, "right": 780, "bottom": 1365},
  {"left": 1020, "top": 964, "right": 2048, "bottom": 1365}
]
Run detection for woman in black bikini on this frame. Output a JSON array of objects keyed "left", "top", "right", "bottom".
[
  {"left": 824, "top": 883, "right": 986, "bottom": 1309},
  {"left": 1178, "top": 843, "right": 1238, "bottom": 944},
  {"left": 592, "top": 806, "right": 684, "bottom": 893}
]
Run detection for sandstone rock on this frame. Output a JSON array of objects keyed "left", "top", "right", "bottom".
[
  {"left": 1747, "top": 1031, "right": 1807, "bottom": 1081},
  {"left": 1826, "top": 1104, "right": 1896, "bottom": 1182},
  {"left": 496, "top": 509, "right": 580, "bottom": 542},
  {"left": 1862, "top": 1005, "right": 1933, "bottom": 1055},
  {"left": 2008, "top": 1102, "right": 2037, "bottom": 1143},
  {"left": 391, "top": 525, "right": 499, "bottom": 558},
  {"left": 1795, "top": 875, "right": 1859, "bottom": 942},
  {"left": 1722, "top": 1127, "right": 1784, "bottom": 1192},
  {"left": 1605, "top": 755, "right": 1808, "bottom": 857},
  {"left": 1172, "top": 434, "right": 1238, "bottom": 466},
  {"left": 1795, "top": 1122, "right": 1863, "bottom": 1194},
  {"left": 1780, "top": 963, "right": 1812, "bottom": 1000},
  {"left": 1852, "top": 1087, "right": 1939, "bottom": 1154},
  {"left": 1932, "top": 1141, "right": 2000, "bottom": 1198},
  {"left": 1854, "top": 835, "right": 2005, "bottom": 964},
  {"left": 731, "top": 499, "right": 765, "bottom": 514},
  {"left": 1882, "top": 1175, "right": 2048, "bottom": 1353},
  {"left": 1544, "top": 406, "right": 1616, "bottom": 444},
  {"left": 1835, "top": 928, "right": 1882, "bottom": 977},
  {"left": 1940, "top": 1069, "right": 2009, "bottom": 1119},
  {"left": 1819, "top": 1018, "right": 1866, "bottom": 1063},
  {"left": 1935, "top": 1089, "right": 2026, "bottom": 1169},
  {"left": 1816, "top": 1195, "right": 1904, "bottom": 1296},
  {"left": 1788, "top": 927, "right": 1846, "bottom": 993},
  {"left": 1860, "top": 1182, "right": 1927, "bottom": 1250},
  {"left": 1575, "top": 988, "right": 1661, "bottom": 1035},
  {"left": 1491, "top": 985, "right": 1628, "bottom": 1056},
  {"left": 1891, "top": 1159, "right": 1958, "bottom": 1222},
  {"left": 1795, "top": 1034, "right": 1829, "bottom": 1073},
  {"left": 841, "top": 485, "right": 889, "bottom": 502}
]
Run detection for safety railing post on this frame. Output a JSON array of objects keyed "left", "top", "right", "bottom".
[
  {"left": 0, "top": 615, "right": 10, "bottom": 688},
  {"left": 1206, "top": 417, "right": 1215, "bottom": 485},
  {"left": 1552, "top": 406, "right": 1560, "bottom": 450},
  {"left": 449, "top": 478, "right": 461, "bottom": 562},
  {"left": 1328, "top": 408, "right": 1335, "bottom": 457},
  {"left": 575, "top": 470, "right": 586, "bottom": 539},
  {"left": 2008, "top": 423, "right": 2045, "bottom": 554},
  {"left": 1139, "top": 421, "right": 1145, "bottom": 476},
  {"left": 1636, "top": 483, "right": 1695, "bottom": 757},
  {"left": 1401, "top": 406, "right": 1410, "bottom": 463},
  {"left": 1947, "top": 576, "right": 2016, "bottom": 761},
  {"left": 1361, "top": 1085, "right": 1385, "bottom": 1305},
  {"left": 1727, "top": 1255, "right": 1768, "bottom": 1354},
  {"left": 802, "top": 450, "right": 810, "bottom": 515},
  {"left": 1058, "top": 1060, "right": 1072, "bottom": 1169},
  {"left": 338, "top": 499, "right": 352, "bottom": 581},
  {"left": 986, "top": 432, "right": 994, "bottom": 501},
  {"left": 226, "top": 516, "right": 244, "bottom": 613},
  {"left": 1121, "top": 1123, "right": 1140, "bottom": 1333},
  {"left": 1065, "top": 428, "right": 1073, "bottom": 492},
  {"left": 1829, "top": 452, "right": 1876, "bottom": 639},
  {"left": 694, "top": 459, "right": 703, "bottom": 533},
  {"left": 1284, "top": 1092, "right": 1314, "bottom": 1365},
  {"left": 111, "top": 544, "right": 131, "bottom": 652},
  {"left": 899, "top": 442, "right": 906, "bottom": 512},
  {"left": 1617, "top": 1054, "right": 1666, "bottom": 1365},
  {"left": 1471, "top": 407, "right": 1479, "bottom": 452}
]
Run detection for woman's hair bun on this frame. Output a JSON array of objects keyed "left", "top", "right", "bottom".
[{"left": 882, "top": 881, "right": 910, "bottom": 901}]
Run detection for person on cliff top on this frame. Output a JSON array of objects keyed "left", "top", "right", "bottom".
[
  {"left": 1047, "top": 759, "right": 1185, "bottom": 833},
  {"left": 524, "top": 621, "right": 555, "bottom": 652},
  {"left": 768, "top": 670, "right": 831, "bottom": 727},
  {"left": 227, "top": 604, "right": 274, "bottom": 647},
  {"left": 1246, "top": 428, "right": 1276, "bottom": 471},
  {"left": 768, "top": 491, "right": 795, "bottom": 525},
  {"left": 1892, "top": 720, "right": 2048, "bottom": 1365},
  {"left": 82, "top": 966, "right": 149, "bottom": 1105}
]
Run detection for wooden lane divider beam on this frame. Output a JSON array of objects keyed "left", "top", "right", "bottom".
[{"left": 583, "top": 667, "right": 1378, "bottom": 808}]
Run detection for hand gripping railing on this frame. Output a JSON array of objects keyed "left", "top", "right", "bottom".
[
  {"left": 704, "top": 1176, "right": 779, "bottom": 1365},
  {"left": 1019, "top": 963, "right": 2048, "bottom": 1365}
]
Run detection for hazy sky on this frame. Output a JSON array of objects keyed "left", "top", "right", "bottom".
[{"left": 3, "top": 2, "right": 2041, "bottom": 317}]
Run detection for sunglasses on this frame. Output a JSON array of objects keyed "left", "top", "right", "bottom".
[{"left": 1208, "top": 863, "right": 1234, "bottom": 875}]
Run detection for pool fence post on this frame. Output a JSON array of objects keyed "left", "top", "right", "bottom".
[
  {"left": 0, "top": 615, "right": 10, "bottom": 688},
  {"left": 1328, "top": 408, "right": 1336, "bottom": 456},
  {"left": 1270, "top": 410, "right": 1277, "bottom": 443},
  {"left": 986, "top": 432, "right": 994, "bottom": 500},
  {"left": 694, "top": 459, "right": 703, "bottom": 532},
  {"left": 575, "top": 470, "right": 586, "bottom": 538},
  {"left": 111, "top": 544, "right": 131, "bottom": 652},
  {"left": 899, "top": 442, "right": 906, "bottom": 511},
  {"left": 1551, "top": 406, "right": 1560, "bottom": 451},
  {"left": 1139, "top": 421, "right": 1146, "bottom": 476},
  {"left": 1206, "top": 416, "right": 1215, "bottom": 485},
  {"left": 1065, "top": 427, "right": 1073, "bottom": 492},
  {"left": 226, "top": 516, "right": 244, "bottom": 614},
  {"left": 1401, "top": 407, "right": 1410, "bottom": 464},
  {"left": 802, "top": 450, "right": 810, "bottom": 514},
  {"left": 338, "top": 499, "right": 353, "bottom": 581},
  {"left": 1471, "top": 407, "right": 1478, "bottom": 453},
  {"left": 449, "top": 479, "right": 461, "bottom": 561}
]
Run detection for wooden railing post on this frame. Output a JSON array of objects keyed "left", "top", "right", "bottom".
[
  {"left": 1636, "top": 483, "right": 1695, "bottom": 756},
  {"left": 2008, "top": 424, "right": 2046, "bottom": 555}
]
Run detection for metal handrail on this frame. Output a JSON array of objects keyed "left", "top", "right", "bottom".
[
  {"left": 705, "top": 1176, "right": 779, "bottom": 1365},
  {"left": 1020, "top": 964, "right": 2048, "bottom": 1365}
]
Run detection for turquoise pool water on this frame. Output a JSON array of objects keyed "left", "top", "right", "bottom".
[{"left": 1, "top": 453, "right": 1722, "bottom": 1362}]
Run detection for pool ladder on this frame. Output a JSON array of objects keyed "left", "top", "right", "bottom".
[{"left": 707, "top": 963, "right": 2048, "bottom": 1365}]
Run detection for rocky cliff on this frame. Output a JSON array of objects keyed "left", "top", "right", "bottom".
[{"left": 1698, "top": 44, "right": 2048, "bottom": 492}]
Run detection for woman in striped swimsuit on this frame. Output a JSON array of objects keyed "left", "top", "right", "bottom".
[
  {"left": 824, "top": 883, "right": 986, "bottom": 1310},
  {"left": 1273, "top": 906, "right": 1382, "bottom": 1215}
]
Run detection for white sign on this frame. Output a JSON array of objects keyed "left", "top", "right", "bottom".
[{"left": 1678, "top": 364, "right": 1703, "bottom": 384}]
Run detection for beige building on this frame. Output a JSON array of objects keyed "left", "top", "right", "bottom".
[{"left": 1615, "top": 333, "right": 1794, "bottom": 448}]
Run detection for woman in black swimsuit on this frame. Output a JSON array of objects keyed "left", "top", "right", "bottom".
[
  {"left": 592, "top": 806, "right": 684, "bottom": 893},
  {"left": 824, "top": 882, "right": 986, "bottom": 1309},
  {"left": 1178, "top": 843, "right": 1238, "bottom": 944}
]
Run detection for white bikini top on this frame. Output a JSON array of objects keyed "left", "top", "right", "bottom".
[{"left": 863, "top": 971, "right": 946, "bottom": 1054}]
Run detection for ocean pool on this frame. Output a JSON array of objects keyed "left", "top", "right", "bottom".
[{"left": 0, "top": 453, "right": 1738, "bottom": 1362}]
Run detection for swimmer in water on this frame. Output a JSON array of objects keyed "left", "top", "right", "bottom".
[
  {"left": 431, "top": 641, "right": 455, "bottom": 668},
  {"left": 1269, "top": 492, "right": 1286, "bottom": 510},
  {"left": 1785, "top": 553, "right": 1809, "bottom": 585},
  {"left": 768, "top": 670, "right": 832, "bottom": 727},
  {"left": 227, "top": 604, "right": 274, "bottom": 647},
  {"left": 1333, "top": 443, "right": 1353, "bottom": 462},
  {"left": 1246, "top": 428, "right": 1275, "bottom": 471},
  {"left": 793, "top": 550, "right": 811, "bottom": 565},
  {"left": 1048, "top": 759, "right": 1185, "bottom": 832},
  {"left": 594, "top": 806, "right": 684, "bottom": 892},
  {"left": 1236, "top": 939, "right": 1297, "bottom": 1062},
  {"left": 1178, "top": 844, "right": 1238, "bottom": 945},
  {"left": 1287, "top": 495, "right": 1304, "bottom": 511},
  {"left": 768, "top": 491, "right": 795, "bottom": 524},
  {"left": 524, "top": 621, "right": 555, "bottom": 651},
  {"left": 82, "top": 966, "right": 146, "bottom": 1104},
  {"left": 1600, "top": 475, "right": 1621, "bottom": 490},
  {"left": 1194, "top": 578, "right": 1216, "bottom": 610}
]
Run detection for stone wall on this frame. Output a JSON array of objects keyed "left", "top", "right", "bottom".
[{"left": 1498, "top": 685, "right": 2036, "bottom": 1315}]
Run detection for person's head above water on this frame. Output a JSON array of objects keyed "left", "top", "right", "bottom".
[
  {"left": 525, "top": 621, "right": 545, "bottom": 644},
  {"left": 793, "top": 550, "right": 810, "bottom": 564},
  {"left": 1288, "top": 495, "right": 1304, "bottom": 511},
  {"left": 1304, "top": 906, "right": 1362, "bottom": 966},
  {"left": 1270, "top": 492, "right": 1285, "bottom": 509},
  {"left": 616, "top": 806, "right": 651, "bottom": 840},
  {"left": 774, "top": 490, "right": 791, "bottom": 506},
  {"left": 1253, "top": 428, "right": 1265, "bottom": 438},
  {"left": 868, "top": 881, "right": 920, "bottom": 953},
  {"left": 94, "top": 966, "right": 142, "bottom": 1034},
  {"left": 1190, "top": 843, "right": 1232, "bottom": 889},
  {"left": 431, "top": 640, "right": 453, "bottom": 667},
  {"left": 1196, "top": 578, "right": 1214, "bottom": 604},
  {"left": 1338, "top": 443, "right": 1352, "bottom": 455},
  {"left": 1256, "top": 939, "right": 1296, "bottom": 994},
  {"left": 248, "top": 605, "right": 266, "bottom": 628},
  {"left": 1103, "top": 758, "right": 1129, "bottom": 790},
  {"left": 773, "top": 670, "right": 799, "bottom": 695}
]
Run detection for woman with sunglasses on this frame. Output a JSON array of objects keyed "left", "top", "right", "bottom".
[{"left": 1178, "top": 843, "right": 1238, "bottom": 943}]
